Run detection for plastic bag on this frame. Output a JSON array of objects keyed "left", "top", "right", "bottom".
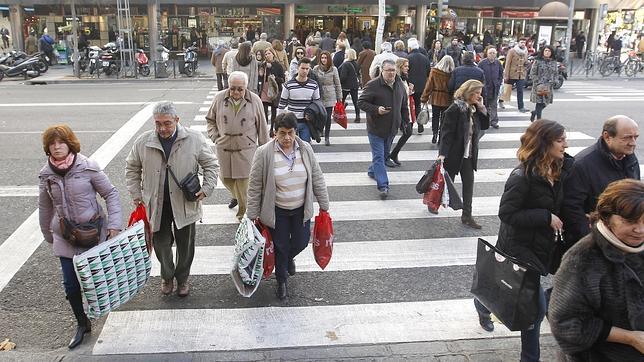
[
  {"left": 332, "top": 101, "right": 348, "bottom": 129},
  {"left": 255, "top": 220, "right": 275, "bottom": 279},
  {"left": 313, "top": 209, "right": 333, "bottom": 270},
  {"left": 423, "top": 161, "right": 445, "bottom": 213},
  {"left": 231, "top": 217, "right": 265, "bottom": 297},
  {"left": 408, "top": 95, "right": 416, "bottom": 123},
  {"left": 128, "top": 203, "right": 153, "bottom": 253}
]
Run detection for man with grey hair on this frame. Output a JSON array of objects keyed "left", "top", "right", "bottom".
[
  {"left": 251, "top": 32, "right": 272, "bottom": 54},
  {"left": 206, "top": 71, "right": 269, "bottom": 221},
  {"left": 126, "top": 101, "right": 219, "bottom": 297},
  {"left": 359, "top": 59, "right": 410, "bottom": 199},
  {"left": 562, "top": 115, "right": 640, "bottom": 247}
]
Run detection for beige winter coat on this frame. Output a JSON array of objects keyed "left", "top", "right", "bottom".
[
  {"left": 205, "top": 89, "right": 270, "bottom": 179},
  {"left": 504, "top": 46, "right": 528, "bottom": 81},
  {"left": 246, "top": 138, "right": 330, "bottom": 228},
  {"left": 125, "top": 124, "right": 219, "bottom": 232}
]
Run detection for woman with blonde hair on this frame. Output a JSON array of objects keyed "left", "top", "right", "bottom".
[
  {"left": 38, "top": 124, "right": 123, "bottom": 349},
  {"left": 436, "top": 79, "right": 488, "bottom": 226},
  {"left": 421, "top": 55, "right": 455, "bottom": 144},
  {"left": 338, "top": 48, "right": 361, "bottom": 123},
  {"left": 387, "top": 57, "right": 413, "bottom": 166}
]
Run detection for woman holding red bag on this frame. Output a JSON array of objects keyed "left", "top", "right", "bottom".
[
  {"left": 247, "top": 112, "right": 330, "bottom": 301},
  {"left": 437, "top": 80, "right": 489, "bottom": 229},
  {"left": 387, "top": 57, "right": 414, "bottom": 167},
  {"left": 313, "top": 51, "right": 342, "bottom": 146}
]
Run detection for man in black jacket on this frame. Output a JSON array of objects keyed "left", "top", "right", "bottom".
[
  {"left": 358, "top": 59, "right": 410, "bottom": 199},
  {"left": 407, "top": 38, "right": 431, "bottom": 134},
  {"left": 445, "top": 38, "right": 463, "bottom": 66},
  {"left": 562, "top": 115, "right": 640, "bottom": 246},
  {"left": 448, "top": 52, "right": 485, "bottom": 96}
]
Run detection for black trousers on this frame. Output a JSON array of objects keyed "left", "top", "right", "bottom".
[
  {"left": 324, "top": 106, "right": 333, "bottom": 139},
  {"left": 263, "top": 102, "right": 277, "bottom": 133},
  {"left": 534, "top": 103, "right": 546, "bottom": 120},
  {"left": 342, "top": 89, "right": 360, "bottom": 121},
  {"left": 390, "top": 122, "right": 412, "bottom": 158},
  {"left": 447, "top": 158, "right": 475, "bottom": 216},
  {"left": 216, "top": 73, "right": 228, "bottom": 91},
  {"left": 432, "top": 105, "right": 447, "bottom": 135}
]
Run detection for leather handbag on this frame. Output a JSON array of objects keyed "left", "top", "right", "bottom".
[
  {"left": 167, "top": 166, "right": 202, "bottom": 202},
  {"left": 536, "top": 83, "right": 550, "bottom": 97},
  {"left": 470, "top": 238, "right": 541, "bottom": 331},
  {"left": 416, "top": 160, "right": 439, "bottom": 194},
  {"left": 46, "top": 180, "right": 102, "bottom": 248},
  {"left": 267, "top": 74, "right": 279, "bottom": 101}
]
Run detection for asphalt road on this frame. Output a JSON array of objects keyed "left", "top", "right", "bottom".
[{"left": 0, "top": 77, "right": 642, "bottom": 360}]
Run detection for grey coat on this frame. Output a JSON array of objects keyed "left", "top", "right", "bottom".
[
  {"left": 312, "top": 65, "right": 342, "bottom": 108},
  {"left": 39, "top": 153, "right": 123, "bottom": 259},
  {"left": 246, "top": 138, "right": 330, "bottom": 229},
  {"left": 529, "top": 58, "right": 558, "bottom": 104},
  {"left": 549, "top": 227, "right": 644, "bottom": 361},
  {"left": 125, "top": 124, "right": 219, "bottom": 232}
]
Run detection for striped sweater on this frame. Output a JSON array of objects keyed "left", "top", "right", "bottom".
[
  {"left": 277, "top": 78, "right": 320, "bottom": 120},
  {"left": 273, "top": 143, "right": 307, "bottom": 210}
]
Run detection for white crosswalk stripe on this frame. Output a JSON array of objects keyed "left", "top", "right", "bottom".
[
  {"left": 560, "top": 82, "right": 644, "bottom": 100},
  {"left": 93, "top": 86, "right": 595, "bottom": 356}
]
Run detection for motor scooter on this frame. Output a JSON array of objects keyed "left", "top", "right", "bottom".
[
  {"left": 135, "top": 49, "right": 150, "bottom": 76},
  {"left": 100, "top": 42, "right": 120, "bottom": 76},
  {"left": 87, "top": 46, "right": 101, "bottom": 75},
  {"left": 0, "top": 56, "right": 41, "bottom": 81},
  {"left": 179, "top": 42, "right": 198, "bottom": 77}
]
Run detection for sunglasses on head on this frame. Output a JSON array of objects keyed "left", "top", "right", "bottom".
[{"left": 229, "top": 86, "right": 244, "bottom": 92}]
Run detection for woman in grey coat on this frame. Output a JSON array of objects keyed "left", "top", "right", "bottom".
[
  {"left": 529, "top": 45, "right": 558, "bottom": 122},
  {"left": 38, "top": 124, "right": 122, "bottom": 349},
  {"left": 313, "top": 50, "right": 342, "bottom": 146},
  {"left": 231, "top": 41, "right": 259, "bottom": 94}
]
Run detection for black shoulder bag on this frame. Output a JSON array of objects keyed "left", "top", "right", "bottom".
[{"left": 167, "top": 165, "right": 202, "bottom": 202}]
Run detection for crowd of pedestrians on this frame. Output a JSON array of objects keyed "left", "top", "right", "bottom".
[{"left": 36, "top": 29, "right": 642, "bottom": 360}]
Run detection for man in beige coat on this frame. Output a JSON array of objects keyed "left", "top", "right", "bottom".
[
  {"left": 206, "top": 71, "right": 270, "bottom": 221},
  {"left": 503, "top": 38, "right": 529, "bottom": 112},
  {"left": 126, "top": 101, "right": 219, "bottom": 297}
]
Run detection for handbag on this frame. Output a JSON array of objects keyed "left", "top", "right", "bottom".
[
  {"left": 444, "top": 172, "right": 463, "bottom": 210},
  {"left": 423, "top": 160, "right": 445, "bottom": 213},
  {"left": 415, "top": 160, "right": 439, "bottom": 194},
  {"left": 267, "top": 74, "right": 279, "bottom": 101},
  {"left": 547, "top": 230, "right": 565, "bottom": 274},
  {"left": 416, "top": 104, "right": 430, "bottom": 126},
  {"left": 46, "top": 180, "right": 102, "bottom": 248},
  {"left": 73, "top": 221, "right": 151, "bottom": 319},
  {"left": 167, "top": 165, "right": 201, "bottom": 202},
  {"left": 536, "top": 83, "right": 550, "bottom": 97},
  {"left": 470, "top": 238, "right": 541, "bottom": 331}
]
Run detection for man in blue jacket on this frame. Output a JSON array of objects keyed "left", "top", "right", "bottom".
[
  {"left": 448, "top": 52, "right": 485, "bottom": 97},
  {"left": 478, "top": 47, "right": 504, "bottom": 128}
]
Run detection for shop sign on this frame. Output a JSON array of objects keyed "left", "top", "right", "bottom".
[
  {"left": 502, "top": 11, "right": 537, "bottom": 18},
  {"left": 328, "top": 6, "right": 347, "bottom": 13},
  {"left": 347, "top": 7, "right": 366, "bottom": 14},
  {"left": 538, "top": 25, "right": 552, "bottom": 45},
  {"left": 257, "top": 8, "right": 281, "bottom": 16},
  {"left": 295, "top": 6, "right": 308, "bottom": 14}
]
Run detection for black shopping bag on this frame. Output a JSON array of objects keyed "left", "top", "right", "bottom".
[
  {"left": 444, "top": 173, "right": 463, "bottom": 210},
  {"left": 415, "top": 160, "right": 439, "bottom": 194},
  {"left": 470, "top": 238, "right": 541, "bottom": 331}
]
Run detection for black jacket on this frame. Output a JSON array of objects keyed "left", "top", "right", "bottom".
[
  {"left": 448, "top": 64, "right": 485, "bottom": 95},
  {"left": 303, "top": 99, "right": 327, "bottom": 143},
  {"left": 561, "top": 138, "right": 640, "bottom": 245},
  {"left": 407, "top": 49, "right": 431, "bottom": 95},
  {"left": 338, "top": 60, "right": 360, "bottom": 90},
  {"left": 358, "top": 75, "right": 409, "bottom": 138},
  {"left": 427, "top": 49, "right": 446, "bottom": 66},
  {"left": 477, "top": 58, "right": 503, "bottom": 99},
  {"left": 496, "top": 156, "right": 574, "bottom": 275},
  {"left": 332, "top": 50, "right": 345, "bottom": 69},
  {"left": 439, "top": 99, "right": 489, "bottom": 175},
  {"left": 445, "top": 45, "right": 462, "bottom": 66}
]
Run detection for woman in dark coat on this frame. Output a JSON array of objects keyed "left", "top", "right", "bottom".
[
  {"left": 338, "top": 48, "right": 361, "bottom": 123},
  {"left": 437, "top": 79, "right": 489, "bottom": 226},
  {"left": 427, "top": 40, "right": 446, "bottom": 67},
  {"left": 549, "top": 179, "right": 644, "bottom": 361},
  {"left": 259, "top": 48, "right": 285, "bottom": 134},
  {"left": 475, "top": 119, "right": 572, "bottom": 362}
]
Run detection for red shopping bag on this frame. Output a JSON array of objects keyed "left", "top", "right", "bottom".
[
  {"left": 332, "top": 101, "right": 348, "bottom": 129},
  {"left": 409, "top": 95, "right": 416, "bottom": 123},
  {"left": 255, "top": 220, "right": 275, "bottom": 279},
  {"left": 128, "top": 203, "right": 153, "bottom": 253},
  {"left": 313, "top": 209, "right": 334, "bottom": 270},
  {"left": 422, "top": 161, "right": 445, "bottom": 213}
]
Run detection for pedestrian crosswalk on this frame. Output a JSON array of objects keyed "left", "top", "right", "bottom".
[
  {"left": 560, "top": 81, "right": 644, "bottom": 101},
  {"left": 93, "top": 85, "right": 597, "bottom": 356}
]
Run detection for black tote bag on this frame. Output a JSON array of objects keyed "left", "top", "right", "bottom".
[
  {"left": 444, "top": 173, "right": 463, "bottom": 210},
  {"left": 470, "top": 238, "right": 541, "bottom": 331},
  {"left": 415, "top": 160, "right": 440, "bottom": 194}
]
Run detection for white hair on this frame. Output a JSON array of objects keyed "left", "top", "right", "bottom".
[
  {"left": 227, "top": 71, "right": 249, "bottom": 87},
  {"left": 407, "top": 38, "right": 419, "bottom": 50},
  {"left": 260, "top": 33, "right": 267, "bottom": 40},
  {"left": 153, "top": 101, "right": 177, "bottom": 117}
]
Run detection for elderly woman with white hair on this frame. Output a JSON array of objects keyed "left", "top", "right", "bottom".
[
  {"left": 368, "top": 41, "right": 399, "bottom": 79},
  {"left": 206, "top": 71, "right": 270, "bottom": 222}
]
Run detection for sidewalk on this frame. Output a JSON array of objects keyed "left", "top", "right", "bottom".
[{"left": 0, "top": 335, "right": 561, "bottom": 361}]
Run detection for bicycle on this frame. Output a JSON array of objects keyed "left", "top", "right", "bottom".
[
  {"left": 584, "top": 50, "right": 606, "bottom": 73},
  {"left": 623, "top": 50, "right": 643, "bottom": 77},
  {"left": 599, "top": 52, "right": 630, "bottom": 77}
]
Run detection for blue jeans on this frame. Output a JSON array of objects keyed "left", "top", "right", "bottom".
[
  {"left": 474, "top": 285, "right": 546, "bottom": 362},
  {"left": 297, "top": 121, "right": 311, "bottom": 142},
  {"left": 509, "top": 79, "right": 526, "bottom": 110},
  {"left": 367, "top": 132, "right": 394, "bottom": 190},
  {"left": 269, "top": 206, "right": 311, "bottom": 282},
  {"left": 60, "top": 257, "right": 81, "bottom": 296}
]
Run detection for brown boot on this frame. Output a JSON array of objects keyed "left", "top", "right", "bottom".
[
  {"left": 461, "top": 215, "right": 482, "bottom": 229},
  {"left": 161, "top": 279, "right": 174, "bottom": 295},
  {"left": 177, "top": 282, "right": 190, "bottom": 297}
]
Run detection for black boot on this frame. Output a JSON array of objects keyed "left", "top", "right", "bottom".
[
  {"left": 431, "top": 133, "right": 438, "bottom": 144},
  {"left": 288, "top": 258, "right": 296, "bottom": 276},
  {"left": 67, "top": 292, "right": 91, "bottom": 349},
  {"left": 417, "top": 124, "right": 424, "bottom": 133},
  {"left": 277, "top": 280, "right": 288, "bottom": 301},
  {"left": 530, "top": 111, "right": 536, "bottom": 122}
]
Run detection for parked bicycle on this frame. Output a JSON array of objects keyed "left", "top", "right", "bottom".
[
  {"left": 623, "top": 50, "right": 643, "bottom": 77},
  {"left": 599, "top": 52, "right": 629, "bottom": 77}
]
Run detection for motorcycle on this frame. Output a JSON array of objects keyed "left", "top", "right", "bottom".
[
  {"left": 100, "top": 42, "right": 121, "bottom": 76},
  {"left": 87, "top": 45, "right": 102, "bottom": 75},
  {"left": 70, "top": 48, "right": 89, "bottom": 72},
  {"left": 135, "top": 49, "right": 150, "bottom": 76},
  {"left": 155, "top": 43, "right": 171, "bottom": 76},
  {"left": 0, "top": 50, "right": 48, "bottom": 73},
  {"left": 0, "top": 56, "right": 42, "bottom": 81},
  {"left": 179, "top": 42, "right": 198, "bottom": 77}
]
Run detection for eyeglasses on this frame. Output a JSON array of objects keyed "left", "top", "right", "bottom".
[
  {"left": 229, "top": 86, "right": 244, "bottom": 92},
  {"left": 296, "top": 51, "right": 304, "bottom": 55}
]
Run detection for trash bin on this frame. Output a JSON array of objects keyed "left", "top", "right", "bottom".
[
  {"left": 176, "top": 53, "right": 185, "bottom": 74},
  {"left": 154, "top": 60, "right": 168, "bottom": 78}
]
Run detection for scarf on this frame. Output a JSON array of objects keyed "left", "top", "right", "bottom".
[
  {"left": 598, "top": 220, "right": 644, "bottom": 254},
  {"left": 48, "top": 152, "right": 76, "bottom": 176},
  {"left": 513, "top": 45, "right": 527, "bottom": 56}
]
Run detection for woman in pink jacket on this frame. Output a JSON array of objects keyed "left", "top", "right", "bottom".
[{"left": 38, "top": 124, "right": 122, "bottom": 349}]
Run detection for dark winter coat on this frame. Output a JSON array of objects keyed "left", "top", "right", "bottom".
[
  {"left": 358, "top": 75, "right": 409, "bottom": 139},
  {"left": 332, "top": 50, "right": 345, "bottom": 69},
  {"left": 549, "top": 227, "right": 644, "bottom": 361},
  {"left": 445, "top": 45, "right": 462, "bottom": 66},
  {"left": 496, "top": 156, "right": 574, "bottom": 275},
  {"left": 338, "top": 60, "right": 360, "bottom": 90},
  {"left": 427, "top": 48, "right": 446, "bottom": 66},
  {"left": 407, "top": 49, "right": 431, "bottom": 95},
  {"left": 561, "top": 138, "right": 640, "bottom": 245},
  {"left": 303, "top": 99, "right": 327, "bottom": 143},
  {"left": 448, "top": 64, "right": 485, "bottom": 95},
  {"left": 478, "top": 58, "right": 504, "bottom": 99},
  {"left": 439, "top": 99, "right": 490, "bottom": 176}
]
